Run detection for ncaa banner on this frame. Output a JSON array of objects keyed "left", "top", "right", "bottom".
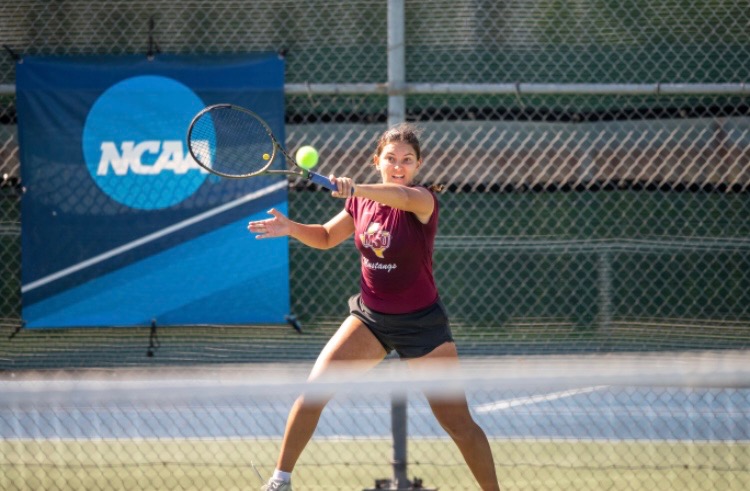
[{"left": 18, "top": 54, "right": 289, "bottom": 328}]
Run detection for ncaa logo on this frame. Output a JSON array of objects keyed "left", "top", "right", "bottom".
[{"left": 82, "top": 76, "right": 212, "bottom": 210}]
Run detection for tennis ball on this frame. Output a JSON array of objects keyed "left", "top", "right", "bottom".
[
  {"left": 295, "top": 145, "right": 319, "bottom": 170},
  {"left": 262, "top": 153, "right": 271, "bottom": 161}
]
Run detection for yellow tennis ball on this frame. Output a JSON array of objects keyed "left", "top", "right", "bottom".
[
  {"left": 262, "top": 153, "right": 271, "bottom": 161},
  {"left": 295, "top": 145, "right": 319, "bottom": 170}
]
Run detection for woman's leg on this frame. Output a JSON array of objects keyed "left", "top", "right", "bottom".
[
  {"left": 407, "top": 342, "right": 501, "bottom": 491},
  {"left": 274, "top": 315, "right": 387, "bottom": 472}
]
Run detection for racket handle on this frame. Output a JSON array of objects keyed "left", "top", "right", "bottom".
[{"left": 307, "top": 171, "right": 338, "bottom": 191}]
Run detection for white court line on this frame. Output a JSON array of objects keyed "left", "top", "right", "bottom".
[
  {"left": 21, "top": 180, "right": 287, "bottom": 293},
  {"left": 474, "top": 386, "right": 608, "bottom": 414}
]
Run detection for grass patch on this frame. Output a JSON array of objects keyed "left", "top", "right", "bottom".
[{"left": 1, "top": 438, "right": 747, "bottom": 490}]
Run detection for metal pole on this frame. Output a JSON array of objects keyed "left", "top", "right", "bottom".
[
  {"left": 286, "top": 81, "right": 750, "bottom": 96},
  {"left": 391, "top": 394, "right": 409, "bottom": 488},
  {"left": 598, "top": 250, "right": 613, "bottom": 331},
  {"left": 5, "top": 83, "right": 747, "bottom": 97},
  {"left": 387, "top": 0, "right": 406, "bottom": 126},
  {"left": 389, "top": 0, "right": 409, "bottom": 489}
]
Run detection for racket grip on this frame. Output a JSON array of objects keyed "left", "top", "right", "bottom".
[{"left": 308, "top": 172, "right": 338, "bottom": 191}]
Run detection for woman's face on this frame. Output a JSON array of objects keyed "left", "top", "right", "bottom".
[{"left": 374, "top": 141, "right": 422, "bottom": 186}]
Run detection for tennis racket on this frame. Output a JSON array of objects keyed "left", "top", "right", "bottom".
[{"left": 186, "top": 103, "right": 337, "bottom": 191}]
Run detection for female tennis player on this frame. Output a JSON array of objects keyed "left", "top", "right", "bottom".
[{"left": 248, "top": 124, "right": 500, "bottom": 491}]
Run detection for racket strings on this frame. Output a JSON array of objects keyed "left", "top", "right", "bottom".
[{"left": 189, "top": 107, "right": 275, "bottom": 177}]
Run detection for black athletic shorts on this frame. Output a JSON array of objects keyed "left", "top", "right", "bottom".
[{"left": 348, "top": 293, "right": 454, "bottom": 359}]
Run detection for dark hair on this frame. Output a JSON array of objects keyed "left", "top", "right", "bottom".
[
  {"left": 374, "top": 123, "right": 444, "bottom": 192},
  {"left": 374, "top": 123, "right": 423, "bottom": 161}
]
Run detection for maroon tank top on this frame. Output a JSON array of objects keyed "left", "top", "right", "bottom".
[{"left": 345, "top": 188, "right": 439, "bottom": 314}]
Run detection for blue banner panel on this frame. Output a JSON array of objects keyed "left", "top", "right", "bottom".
[{"left": 18, "top": 54, "right": 289, "bottom": 328}]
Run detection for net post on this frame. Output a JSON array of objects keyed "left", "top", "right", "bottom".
[
  {"left": 364, "top": 392, "right": 436, "bottom": 491},
  {"left": 391, "top": 394, "right": 409, "bottom": 488}
]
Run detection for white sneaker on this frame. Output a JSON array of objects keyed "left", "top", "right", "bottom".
[{"left": 261, "top": 479, "right": 292, "bottom": 491}]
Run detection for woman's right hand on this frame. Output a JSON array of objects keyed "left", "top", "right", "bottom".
[
  {"left": 247, "top": 208, "right": 291, "bottom": 239},
  {"left": 330, "top": 174, "right": 356, "bottom": 199}
]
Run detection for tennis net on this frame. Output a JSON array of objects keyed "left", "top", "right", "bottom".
[{"left": 2, "top": 350, "right": 748, "bottom": 490}]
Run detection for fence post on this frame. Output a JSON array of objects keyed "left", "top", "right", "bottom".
[
  {"left": 389, "top": 0, "right": 408, "bottom": 488},
  {"left": 598, "top": 249, "right": 613, "bottom": 331},
  {"left": 387, "top": 0, "right": 405, "bottom": 125},
  {"left": 389, "top": 0, "right": 410, "bottom": 485},
  {"left": 388, "top": 0, "right": 411, "bottom": 489}
]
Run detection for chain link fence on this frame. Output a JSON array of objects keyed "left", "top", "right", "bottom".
[
  {"left": 0, "top": 0, "right": 747, "bottom": 348},
  {"left": 0, "top": 1, "right": 749, "bottom": 489}
]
